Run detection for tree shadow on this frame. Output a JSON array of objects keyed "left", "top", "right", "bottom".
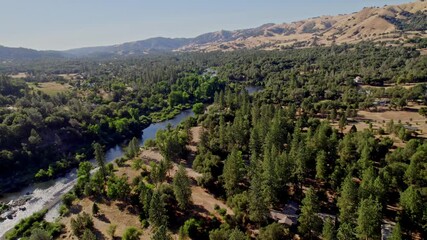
[
  {"left": 93, "top": 227, "right": 107, "bottom": 240},
  {"left": 96, "top": 213, "right": 110, "bottom": 223},
  {"left": 115, "top": 202, "right": 127, "bottom": 211},
  {"left": 126, "top": 205, "right": 138, "bottom": 215},
  {"left": 191, "top": 204, "right": 211, "bottom": 217},
  {"left": 402, "top": 107, "right": 419, "bottom": 113},
  {"left": 70, "top": 204, "right": 83, "bottom": 214}
]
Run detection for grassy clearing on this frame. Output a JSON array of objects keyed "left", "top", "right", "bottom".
[
  {"left": 28, "top": 82, "right": 71, "bottom": 96},
  {"left": 9, "top": 73, "right": 28, "bottom": 79},
  {"left": 338, "top": 104, "right": 427, "bottom": 147}
]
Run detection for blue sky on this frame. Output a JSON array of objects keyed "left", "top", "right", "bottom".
[{"left": 0, "top": 0, "right": 413, "bottom": 50}]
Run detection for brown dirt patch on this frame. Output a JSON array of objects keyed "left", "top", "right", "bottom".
[{"left": 59, "top": 198, "right": 150, "bottom": 239}]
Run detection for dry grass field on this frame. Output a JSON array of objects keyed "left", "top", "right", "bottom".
[
  {"left": 28, "top": 82, "right": 71, "bottom": 96},
  {"left": 9, "top": 72, "right": 29, "bottom": 79},
  {"left": 340, "top": 104, "right": 427, "bottom": 147}
]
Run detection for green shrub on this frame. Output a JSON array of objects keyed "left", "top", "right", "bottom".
[
  {"left": 5, "top": 210, "right": 63, "bottom": 240},
  {"left": 70, "top": 212, "right": 94, "bottom": 237},
  {"left": 122, "top": 227, "right": 141, "bottom": 240}
]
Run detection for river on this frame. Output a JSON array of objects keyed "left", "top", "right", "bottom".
[{"left": 0, "top": 109, "right": 194, "bottom": 237}]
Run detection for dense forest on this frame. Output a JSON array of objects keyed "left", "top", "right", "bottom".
[{"left": 1, "top": 41, "right": 427, "bottom": 239}]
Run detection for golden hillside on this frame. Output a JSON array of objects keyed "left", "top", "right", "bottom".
[{"left": 179, "top": 1, "right": 427, "bottom": 51}]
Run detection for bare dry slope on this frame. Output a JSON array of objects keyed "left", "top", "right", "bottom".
[{"left": 179, "top": 1, "right": 427, "bottom": 52}]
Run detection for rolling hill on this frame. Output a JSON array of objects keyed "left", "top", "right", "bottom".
[
  {"left": 0, "top": 45, "right": 64, "bottom": 61},
  {"left": 0, "top": 0, "right": 426, "bottom": 60}
]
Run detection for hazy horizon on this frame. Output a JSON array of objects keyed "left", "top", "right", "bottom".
[{"left": 0, "top": 0, "right": 414, "bottom": 50}]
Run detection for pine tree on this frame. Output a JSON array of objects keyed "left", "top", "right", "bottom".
[
  {"left": 151, "top": 225, "right": 171, "bottom": 240},
  {"left": 322, "top": 218, "right": 336, "bottom": 240},
  {"left": 315, "top": 150, "right": 328, "bottom": 180},
  {"left": 173, "top": 165, "right": 192, "bottom": 211},
  {"left": 149, "top": 190, "right": 168, "bottom": 228},
  {"left": 126, "top": 137, "right": 140, "bottom": 159},
  {"left": 389, "top": 223, "right": 402, "bottom": 240},
  {"left": 298, "top": 188, "right": 322, "bottom": 239},
  {"left": 219, "top": 115, "right": 226, "bottom": 150},
  {"left": 338, "top": 115, "right": 347, "bottom": 132},
  {"left": 249, "top": 123, "right": 262, "bottom": 159},
  {"left": 261, "top": 144, "right": 278, "bottom": 206},
  {"left": 400, "top": 186, "right": 423, "bottom": 222},
  {"left": 248, "top": 170, "right": 269, "bottom": 225},
  {"left": 93, "top": 142, "right": 107, "bottom": 183},
  {"left": 404, "top": 151, "right": 424, "bottom": 185},
  {"left": 359, "top": 167, "right": 377, "bottom": 200},
  {"left": 337, "top": 175, "right": 358, "bottom": 224},
  {"left": 222, "top": 148, "right": 245, "bottom": 197},
  {"left": 356, "top": 198, "right": 381, "bottom": 240},
  {"left": 337, "top": 222, "right": 356, "bottom": 240},
  {"left": 219, "top": 90, "right": 225, "bottom": 108}
]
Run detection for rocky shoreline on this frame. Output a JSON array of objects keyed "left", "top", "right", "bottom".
[{"left": 0, "top": 194, "right": 32, "bottom": 221}]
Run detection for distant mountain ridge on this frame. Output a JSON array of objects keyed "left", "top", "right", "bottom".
[
  {"left": 65, "top": 37, "right": 192, "bottom": 56},
  {"left": 0, "top": 45, "right": 64, "bottom": 61},
  {"left": 0, "top": 1, "right": 426, "bottom": 60}
]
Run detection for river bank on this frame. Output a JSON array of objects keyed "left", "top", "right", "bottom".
[
  {"left": 0, "top": 109, "right": 195, "bottom": 238},
  {"left": 57, "top": 126, "right": 232, "bottom": 239}
]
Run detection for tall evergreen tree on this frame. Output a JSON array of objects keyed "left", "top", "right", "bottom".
[
  {"left": 356, "top": 198, "right": 381, "bottom": 240},
  {"left": 298, "top": 188, "right": 322, "bottom": 239},
  {"left": 337, "top": 175, "right": 358, "bottom": 224},
  {"left": 322, "top": 218, "right": 336, "bottom": 240},
  {"left": 248, "top": 170, "right": 269, "bottom": 225},
  {"left": 173, "top": 165, "right": 192, "bottom": 211},
  {"left": 400, "top": 186, "right": 423, "bottom": 223},
  {"left": 261, "top": 144, "right": 278, "bottom": 205},
  {"left": 151, "top": 225, "right": 171, "bottom": 240},
  {"left": 93, "top": 142, "right": 107, "bottom": 183},
  {"left": 359, "top": 167, "right": 377, "bottom": 200},
  {"left": 126, "top": 137, "right": 140, "bottom": 159},
  {"left": 389, "top": 223, "right": 402, "bottom": 240},
  {"left": 149, "top": 190, "right": 168, "bottom": 228},
  {"left": 315, "top": 150, "right": 328, "bottom": 181},
  {"left": 337, "top": 222, "right": 356, "bottom": 240},
  {"left": 222, "top": 148, "right": 245, "bottom": 197},
  {"left": 219, "top": 115, "right": 226, "bottom": 150}
]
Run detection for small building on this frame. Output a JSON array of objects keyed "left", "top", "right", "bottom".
[
  {"left": 373, "top": 98, "right": 390, "bottom": 106},
  {"left": 354, "top": 76, "right": 363, "bottom": 84},
  {"left": 270, "top": 210, "right": 296, "bottom": 225},
  {"left": 403, "top": 125, "right": 418, "bottom": 131},
  {"left": 270, "top": 201, "right": 300, "bottom": 226}
]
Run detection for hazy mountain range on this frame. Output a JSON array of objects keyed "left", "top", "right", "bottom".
[{"left": 1, "top": 1, "right": 426, "bottom": 60}]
